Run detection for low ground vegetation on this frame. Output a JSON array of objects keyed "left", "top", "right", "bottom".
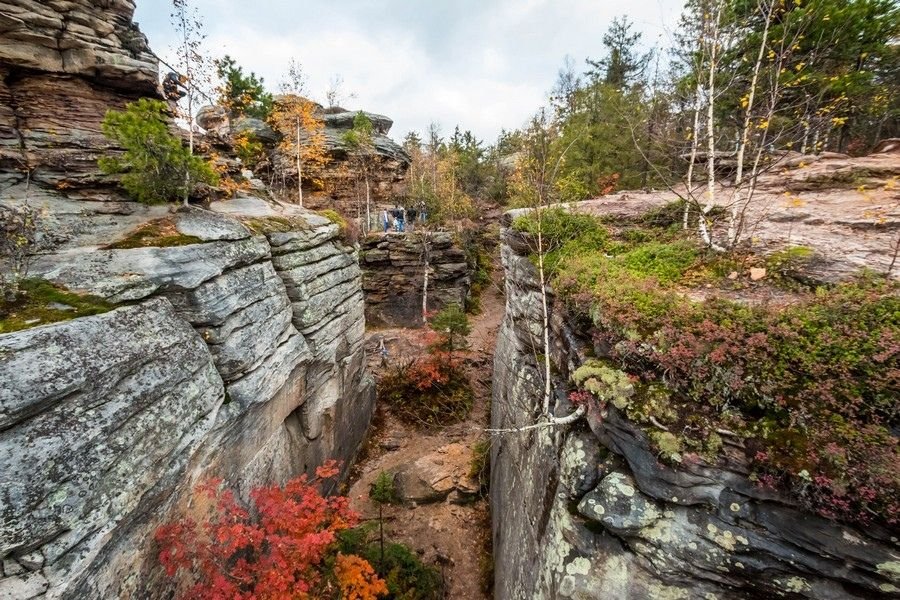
[
  {"left": 0, "top": 279, "right": 116, "bottom": 334},
  {"left": 514, "top": 206, "right": 899, "bottom": 526},
  {"left": 378, "top": 305, "right": 474, "bottom": 428}
]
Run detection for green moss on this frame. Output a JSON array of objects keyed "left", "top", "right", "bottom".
[
  {"left": 618, "top": 240, "right": 698, "bottom": 283},
  {"left": 650, "top": 431, "right": 683, "bottom": 463},
  {"left": 0, "top": 279, "right": 117, "bottom": 334},
  {"left": 241, "top": 215, "right": 311, "bottom": 235},
  {"left": 105, "top": 219, "right": 203, "bottom": 250}
]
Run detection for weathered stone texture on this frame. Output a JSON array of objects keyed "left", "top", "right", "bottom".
[
  {"left": 0, "top": 200, "right": 375, "bottom": 599},
  {"left": 0, "top": 0, "right": 160, "bottom": 191},
  {"left": 491, "top": 226, "right": 900, "bottom": 600},
  {"left": 361, "top": 231, "right": 470, "bottom": 327}
]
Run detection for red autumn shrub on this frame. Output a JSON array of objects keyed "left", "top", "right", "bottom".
[{"left": 155, "top": 461, "right": 387, "bottom": 599}]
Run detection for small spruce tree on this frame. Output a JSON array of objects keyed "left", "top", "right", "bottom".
[
  {"left": 430, "top": 303, "right": 470, "bottom": 362},
  {"left": 369, "top": 471, "right": 397, "bottom": 570}
]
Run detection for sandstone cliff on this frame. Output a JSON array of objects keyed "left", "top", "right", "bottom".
[
  {"left": 361, "top": 231, "right": 470, "bottom": 328},
  {"left": 490, "top": 159, "right": 900, "bottom": 599},
  {"left": 0, "top": 0, "right": 159, "bottom": 194},
  {"left": 0, "top": 3, "right": 376, "bottom": 598}
]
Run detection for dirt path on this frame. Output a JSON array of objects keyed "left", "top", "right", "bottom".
[{"left": 347, "top": 272, "right": 505, "bottom": 599}]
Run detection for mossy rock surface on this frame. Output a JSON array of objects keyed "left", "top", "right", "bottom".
[
  {"left": 105, "top": 218, "right": 204, "bottom": 250},
  {"left": 0, "top": 279, "right": 117, "bottom": 334}
]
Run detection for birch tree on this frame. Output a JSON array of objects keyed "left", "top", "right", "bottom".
[
  {"left": 270, "top": 95, "right": 328, "bottom": 207},
  {"left": 171, "top": 0, "right": 211, "bottom": 206},
  {"left": 342, "top": 112, "right": 376, "bottom": 231},
  {"left": 488, "top": 111, "right": 586, "bottom": 435}
]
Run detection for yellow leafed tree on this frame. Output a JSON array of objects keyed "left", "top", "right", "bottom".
[{"left": 269, "top": 95, "right": 328, "bottom": 206}]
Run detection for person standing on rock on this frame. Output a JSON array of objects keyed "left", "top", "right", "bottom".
[{"left": 382, "top": 209, "right": 390, "bottom": 233}]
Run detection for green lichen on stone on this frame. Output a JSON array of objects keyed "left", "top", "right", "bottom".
[
  {"left": 572, "top": 360, "right": 635, "bottom": 409},
  {"left": 650, "top": 430, "right": 682, "bottom": 463}
]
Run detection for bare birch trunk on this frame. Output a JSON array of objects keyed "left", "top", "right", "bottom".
[
  {"left": 729, "top": 0, "right": 774, "bottom": 246},
  {"left": 296, "top": 116, "right": 303, "bottom": 207},
  {"left": 698, "top": 1, "right": 725, "bottom": 252}
]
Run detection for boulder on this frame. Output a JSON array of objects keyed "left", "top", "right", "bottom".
[
  {"left": 196, "top": 105, "right": 230, "bottom": 136},
  {"left": 391, "top": 443, "right": 481, "bottom": 505},
  {"left": 232, "top": 116, "right": 278, "bottom": 145}
]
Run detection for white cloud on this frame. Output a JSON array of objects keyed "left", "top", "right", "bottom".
[{"left": 135, "top": 0, "right": 685, "bottom": 142}]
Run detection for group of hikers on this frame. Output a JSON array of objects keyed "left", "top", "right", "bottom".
[{"left": 380, "top": 201, "right": 427, "bottom": 233}]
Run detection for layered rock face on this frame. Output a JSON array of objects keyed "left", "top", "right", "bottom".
[
  {"left": 196, "top": 102, "right": 410, "bottom": 216},
  {"left": 360, "top": 231, "right": 470, "bottom": 327},
  {"left": 0, "top": 0, "right": 159, "bottom": 192},
  {"left": 0, "top": 200, "right": 375, "bottom": 599},
  {"left": 490, "top": 225, "right": 899, "bottom": 600},
  {"left": 0, "top": 5, "right": 376, "bottom": 598}
]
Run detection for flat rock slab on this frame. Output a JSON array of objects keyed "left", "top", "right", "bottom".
[{"left": 30, "top": 236, "right": 271, "bottom": 302}]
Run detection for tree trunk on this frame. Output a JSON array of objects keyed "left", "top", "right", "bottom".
[
  {"left": 730, "top": 0, "right": 773, "bottom": 247},
  {"left": 365, "top": 174, "right": 371, "bottom": 233},
  {"left": 296, "top": 116, "right": 303, "bottom": 207},
  {"left": 421, "top": 233, "right": 430, "bottom": 325}
]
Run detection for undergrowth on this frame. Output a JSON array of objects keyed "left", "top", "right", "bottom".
[
  {"left": 514, "top": 206, "right": 900, "bottom": 527},
  {"left": 377, "top": 356, "right": 473, "bottom": 428},
  {"left": 338, "top": 525, "right": 444, "bottom": 600}
]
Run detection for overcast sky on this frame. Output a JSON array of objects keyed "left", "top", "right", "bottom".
[{"left": 135, "top": 0, "right": 685, "bottom": 143}]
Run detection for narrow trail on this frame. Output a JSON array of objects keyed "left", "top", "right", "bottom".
[{"left": 347, "top": 262, "right": 506, "bottom": 599}]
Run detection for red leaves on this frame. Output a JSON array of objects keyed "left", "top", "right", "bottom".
[{"left": 155, "top": 463, "right": 384, "bottom": 599}]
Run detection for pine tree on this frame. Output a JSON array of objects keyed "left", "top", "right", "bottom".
[{"left": 99, "top": 99, "right": 218, "bottom": 204}]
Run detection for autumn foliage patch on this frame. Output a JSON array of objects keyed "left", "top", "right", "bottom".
[{"left": 155, "top": 461, "right": 387, "bottom": 599}]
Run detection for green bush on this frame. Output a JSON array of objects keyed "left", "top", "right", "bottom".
[
  {"left": 338, "top": 526, "right": 444, "bottom": 600},
  {"left": 99, "top": 98, "right": 218, "bottom": 204}
]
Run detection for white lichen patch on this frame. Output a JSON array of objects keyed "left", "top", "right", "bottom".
[
  {"left": 842, "top": 530, "right": 864, "bottom": 545},
  {"left": 565, "top": 557, "right": 592, "bottom": 576},
  {"left": 880, "top": 584, "right": 899, "bottom": 593},
  {"left": 642, "top": 520, "right": 678, "bottom": 545},
  {"left": 877, "top": 561, "right": 900, "bottom": 582},
  {"left": 729, "top": 503, "right": 741, "bottom": 513},
  {"left": 646, "top": 582, "right": 690, "bottom": 599},
  {"left": 781, "top": 577, "right": 811, "bottom": 593}
]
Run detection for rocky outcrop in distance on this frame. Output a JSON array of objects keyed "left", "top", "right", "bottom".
[
  {"left": 360, "top": 231, "right": 470, "bottom": 328},
  {"left": 196, "top": 100, "right": 411, "bottom": 217},
  {"left": 491, "top": 187, "right": 900, "bottom": 599}
]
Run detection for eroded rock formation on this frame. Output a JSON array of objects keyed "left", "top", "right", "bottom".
[
  {"left": 491, "top": 190, "right": 900, "bottom": 599},
  {"left": 0, "top": 201, "right": 375, "bottom": 599},
  {"left": 0, "top": 4, "right": 376, "bottom": 598},
  {"left": 360, "top": 231, "right": 470, "bottom": 328},
  {"left": 0, "top": 0, "right": 159, "bottom": 193}
]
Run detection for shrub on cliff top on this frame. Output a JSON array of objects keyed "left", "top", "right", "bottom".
[
  {"left": 541, "top": 208, "right": 899, "bottom": 526},
  {"left": 100, "top": 98, "right": 218, "bottom": 204}
]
